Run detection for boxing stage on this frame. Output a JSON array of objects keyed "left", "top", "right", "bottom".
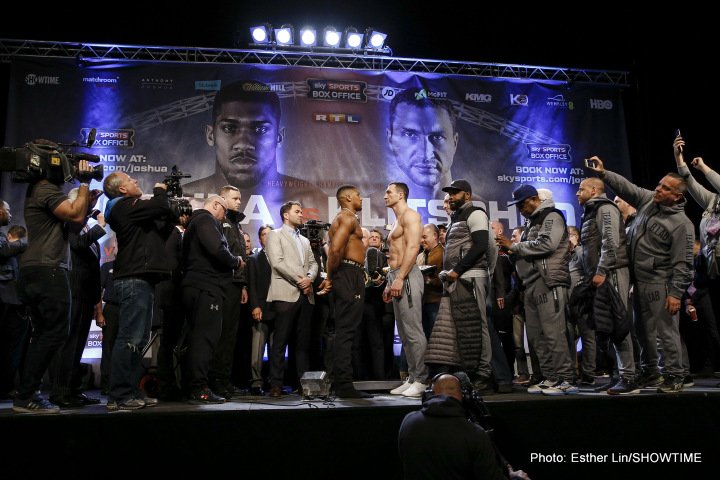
[{"left": 2, "top": 378, "right": 719, "bottom": 479}]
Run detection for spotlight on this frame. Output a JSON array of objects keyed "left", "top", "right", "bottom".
[
  {"left": 365, "top": 28, "right": 387, "bottom": 50},
  {"left": 323, "top": 26, "right": 341, "bottom": 47},
  {"left": 249, "top": 24, "right": 272, "bottom": 44},
  {"left": 344, "top": 27, "right": 364, "bottom": 49},
  {"left": 299, "top": 26, "right": 317, "bottom": 47},
  {"left": 274, "top": 24, "right": 294, "bottom": 46}
]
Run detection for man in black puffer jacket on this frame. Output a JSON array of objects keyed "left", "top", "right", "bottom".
[{"left": 576, "top": 178, "right": 637, "bottom": 395}]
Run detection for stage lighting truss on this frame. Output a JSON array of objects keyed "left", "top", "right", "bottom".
[
  {"left": 249, "top": 24, "right": 272, "bottom": 45},
  {"left": 365, "top": 29, "right": 387, "bottom": 51},
  {"left": 249, "top": 23, "right": 390, "bottom": 54},
  {"left": 274, "top": 25, "right": 295, "bottom": 46},
  {"left": 299, "top": 26, "right": 317, "bottom": 47},
  {"left": 344, "top": 27, "right": 364, "bottom": 50},
  {"left": 323, "top": 26, "right": 342, "bottom": 48}
]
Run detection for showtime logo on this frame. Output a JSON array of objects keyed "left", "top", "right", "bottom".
[
  {"left": 24, "top": 73, "right": 60, "bottom": 86},
  {"left": 590, "top": 99, "right": 613, "bottom": 110}
]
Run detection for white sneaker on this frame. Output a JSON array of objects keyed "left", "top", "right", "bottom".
[
  {"left": 527, "top": 379, "right": 556, "bottom": 394},
  {"left": 390, "top": 378, "right": 412, "bottom": 395},
  {"left": 401, "top": 382, "right": 427, "bottom": 398},
  {"left": 542, "top": 381, "right": 579, "bottom": 396}
]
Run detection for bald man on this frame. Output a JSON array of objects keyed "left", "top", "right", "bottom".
[
  {"left": 576, "top": 178, "right": 636, "bottom": 394},
  {"left": 398, "top": 373, "right": 530, "bottom": 479},
  {"left": 181, "top": 195, "right": 242, "bottom": 404}
]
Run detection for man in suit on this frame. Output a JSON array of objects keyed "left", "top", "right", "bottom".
[
  {"left": 247, "top": 224, "right": 274, "bottom": 396},
  {"left": 265, "top": 201, "right": 318, "bottom": 397}
]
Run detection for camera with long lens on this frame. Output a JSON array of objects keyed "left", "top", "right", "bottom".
[
  {"left": 299, "top": 219, "right": 331, "bottom": 244},
  {"left": 0, "top": 130, "right": 104, "bottom": 184},
  {"left": 162, "top": 165, "right": 193, "bottom": 220}
]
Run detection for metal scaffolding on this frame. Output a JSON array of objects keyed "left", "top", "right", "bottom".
[{"left": 0, "top": 39, "right": 629, "bottom": 86}]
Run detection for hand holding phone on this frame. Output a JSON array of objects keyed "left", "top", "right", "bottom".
[{"left": 675, "top": 129, "right": 683, "bottom": 153}]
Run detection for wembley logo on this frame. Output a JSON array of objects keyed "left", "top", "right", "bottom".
[{"left": 24, "top": 73, "right": 60, "bottom": 86}]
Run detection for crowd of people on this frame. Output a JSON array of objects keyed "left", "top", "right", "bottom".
[
  {"left": 2, "top": 80, "right": 720, "bottom": 479},
  {"left": 2, "top": 133, "right": 720, "bottom": 414}
]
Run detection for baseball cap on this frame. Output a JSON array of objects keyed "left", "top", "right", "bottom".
[
  {"left": 508, "top": 184, "right": 539, "bottom": 206},
  {"left": 441, "top": 179, "right": 472, "bottom": 195}
]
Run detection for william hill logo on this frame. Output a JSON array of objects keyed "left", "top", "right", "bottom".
[{"left": 25, "top": 73, "right": 60, "bottom": 86}]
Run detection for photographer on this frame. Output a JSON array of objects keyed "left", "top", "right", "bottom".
[
  {"left": 13, "top": 160, "right": 96, "bottom": 414},
  {"left": 103, "top": 171, "right": 173, "bottom": 410},
  {"left": 398, "top": 373, "right": 530, "bottom": 480}
]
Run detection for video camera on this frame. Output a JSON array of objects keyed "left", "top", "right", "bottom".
[
  {"left": 0, "top": 129, "right": 103, "bottom": 184},
  {"left": 162, "top": 165, "right": 193, "bottom": 220},
  {"left": 299, "top": 220, "right": 331, "bottom": 245}
]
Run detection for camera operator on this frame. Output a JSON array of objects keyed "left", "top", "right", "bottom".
[
  {"left": 103, "top": 171, "right": 173, "bottom": 411},
  {"left": 48, "top": 188, "right": 108, "bottom": 408},
  {"left": 398, "top": 373, "right": 530, "bottom": 480},
  {"left": 12, "top": 160, "right": 96, "bottom": 414}
]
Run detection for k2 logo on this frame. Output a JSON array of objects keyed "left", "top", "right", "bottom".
[{"left": 510, "top": 94, "right": 529, "bottom": 106}]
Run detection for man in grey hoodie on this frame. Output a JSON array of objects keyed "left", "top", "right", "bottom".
[
  {"left": 586, "top": 156, "right": 694, "bottom": 393},
  {"left": 496, "top": 185, "right": 576, "bottom": 396}
]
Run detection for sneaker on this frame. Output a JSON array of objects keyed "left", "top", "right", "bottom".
[
  {"left": 401, "top": 382, "right": 427, "bottom": 398},
  {"left": 579, "top": 374, "right": 596, "bottom": 386},
  {"left": 593, "top": 377, "right": 618, "bottom": 392},
  {"left": 189, "top": 388, "right": 226, "bottom": 404},
  {"left": 683, "top": 375, "right": 695, "bottom": 388},
  {"left": 13, "top": 394, "right": 60, "bottom": 414},
  {"left": 637, "top": 370, "right": 664, "bottom": 388},
  {"left": 527, "top": 379, "right": 556, "bottom": 394},
  {"left": 107, "top": 398, "right": 145, "bottom": 411},
  {"left": 513, "top": 374, "right": 530, "bottom": 385},
  {"left": 542, "top": 381, "right": 579, "bottom": 396},
  {"left": 140, "top": 397, "right": 159, "bottom": 407},
  {"left": 607, "top": 377, "right": 640, "bottom": 395},
  {"left": 527, "top": 375, "right": 543, "bottom": 386},
  {"left": 390, "top": 378, "right": 412, "bottom": 395},
  {"left": 657, "top": 375, "right": 684, "bottom": 394}
]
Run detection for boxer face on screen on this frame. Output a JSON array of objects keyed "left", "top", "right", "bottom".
[
  {"left": 387, "top": 102, "right": 458, "bottom": 189},
  {"left": 206, "top": 100, "right": 283, "bottom": 189}
]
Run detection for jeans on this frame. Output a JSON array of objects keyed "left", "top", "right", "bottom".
[{"left": 109, "top": 277, "right": 154, "bottom": 402}]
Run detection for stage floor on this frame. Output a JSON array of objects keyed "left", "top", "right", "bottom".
[
  {"left": 2, "top": 376, "right": 719, "bottom": 417},
  {"left": 2, "top": 377, "right": 720, "bottom": 479}
]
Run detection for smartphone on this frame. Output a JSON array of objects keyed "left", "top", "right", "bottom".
[
  {"left": 584, "top": 158, "right": 595, "bottom": 168},
  {"left": 675, "top": 129, "right": 683, "bottom": 152}
]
